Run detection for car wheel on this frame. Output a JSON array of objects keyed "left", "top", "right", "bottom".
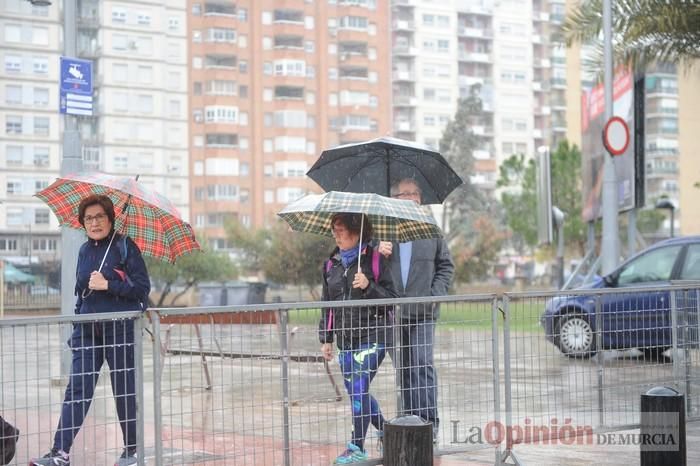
[
  {"left": 556, "top": 314, "right": 596, "bottom": 358},
  {"left": 641, "top": 346, "right": 671, "bottom": 362}
]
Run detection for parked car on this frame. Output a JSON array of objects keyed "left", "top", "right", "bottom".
[{"left": 541, "top": 236, "right": 700, "bottom": 358}]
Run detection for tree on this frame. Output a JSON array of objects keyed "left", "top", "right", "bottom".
[
  {"left": 497, "top": 141, "right": 587, "bottom": 254},
  {"left": 563, "top": 0, "right": 700, "bottom": 72},
  {"left": 225, "top": 220, "right": 271, "bottom": 276},
  {"left": 439, "top": 85, "right": 506, "bottom": 283},
  {"left": 145, "top": 248, "right": 237, "bottom": 307},
  {"left": 451, "top": 216, "right": 508, "bottom": 283},
  {"left": 439, "top": 85, "right": 492, "bottom": 239},
  {"left": 261, "top": 222, "right": 335, "bottom": 300}
]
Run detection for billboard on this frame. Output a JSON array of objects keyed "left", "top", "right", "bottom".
[{"left": 581, "top": 69, "right": 643, "bottom": 222}]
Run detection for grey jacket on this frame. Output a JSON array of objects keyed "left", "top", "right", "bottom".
[{"left": 386, "top": 238, "right": 454, "bottom": 321}]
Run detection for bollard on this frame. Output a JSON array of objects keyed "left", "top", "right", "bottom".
[
  {"left": 640, "top": 386, "right": 686, "bottom": 466},
  {"left": 384, "top": 415, "right": 432, "bottom": 466}
]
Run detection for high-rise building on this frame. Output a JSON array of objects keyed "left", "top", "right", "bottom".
[
  {"left": 188, "top": 0, "right": 392, "bottom": 250},
  {"left": 0, "top": 0, "right": 190, "bottom": 265},
  {"left": 1, "top": 0, "right": 62, "bottom": 264},
  {"left": 391, "top": 0, "right": 568, "bottom": 197}
]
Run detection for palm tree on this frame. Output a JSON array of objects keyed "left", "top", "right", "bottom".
[{"left": 563, "top": 0, "right": 700, "bottom": 72}]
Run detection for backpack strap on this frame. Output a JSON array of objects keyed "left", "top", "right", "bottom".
[
  {"left": 118, "top": 234, "right": 129, "bottom": 267},
  {"left": 371, "top": 248, "right": 380, "bottom": 283}
]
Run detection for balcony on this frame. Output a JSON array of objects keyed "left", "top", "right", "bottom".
[
  {"left": 393, "top": 70, "right": 415, "bottom": 81},
  {"left": 534, "top": 11, "right": 550, "bottom": 21},
  {"left": 550, "top": 77, "right": 567, "bottom": 88},
  {"left": 534, "top": 58, "right": 551, "bottom": 68},
  {"left": 473, "top": 149, "right": 491, "bottom": 160},
  {"left": 456, "top": 0, "right": 493, "bottom": 15},
  {"left": 458, "top": 27, "right": 492, "bottom": 38},
  {"left": 394, "top": 95, "right": 417, "bottom": 106},
  {"left": 394, "top": 120, "right": 414, "bottom": 132},
  {"left": 393, "top": 45, "right": 418, "bottom": 55},
  {"left": 394, "top": 0, "right": 417, "bottom": 7},
  {"left": 393, "top": 20, "right": 415, "bottom": 30},
  {"left": 458, "top": 51, "right": 492, "bottom": 63},
  {"left": 77, "top": 14, "right": 100, "bottom": 29},
  {"left": 533, "top": 129, "right": 544, "bottom": 139}
]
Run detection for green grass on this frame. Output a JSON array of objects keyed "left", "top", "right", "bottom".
[{"left": 287, "top": 301, "right": 544, "bottom": 333}]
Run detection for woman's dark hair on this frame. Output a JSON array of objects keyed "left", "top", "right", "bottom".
[
  {"left": 331, "top": 213, "right": 373, "bottom": 243},
  {"left": 78, "top": 194, "right": 116, "bottom": 227}
]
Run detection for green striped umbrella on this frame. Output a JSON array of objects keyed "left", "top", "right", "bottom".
[{"left": 277, "top": 191, "right": 443, "bottom": 243}]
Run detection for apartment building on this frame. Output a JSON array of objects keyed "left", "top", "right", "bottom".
[
  {"left": 392, "top": 0, "right": 568, "bottom": 196},
  {"left": 0, "top": 0, "right": 189, "bottom": 265},
  {"left": 1, "top": 0, "right": 62, "bottom": 264},
  {"left": 188, "top": 0, "right": 391, "bottom": 249}
]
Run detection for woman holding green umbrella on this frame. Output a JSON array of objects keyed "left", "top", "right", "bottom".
[{"left": 319, "top": 213, "right": 397, "bottom": 464}]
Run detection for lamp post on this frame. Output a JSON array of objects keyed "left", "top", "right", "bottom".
[{"left": 655, "top": 199, "right": 676, "bottom": 237}]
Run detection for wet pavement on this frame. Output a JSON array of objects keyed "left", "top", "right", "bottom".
[{"left": 2, "top": 316, "right": 700, "bottom": 465}]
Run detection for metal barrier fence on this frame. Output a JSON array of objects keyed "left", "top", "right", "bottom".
[
  {"left": 501, "top": 283, "right": 700, "bottom": 464},
  {"left": 1, "top": 284, "right": 700, "bottom": 465},
  {"left": 150, "top": 294, "right": 500, "bottom": 465}
]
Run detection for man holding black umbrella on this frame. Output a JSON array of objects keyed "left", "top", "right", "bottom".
[{"left": 378, "top": 178, "right": 454, "bottom": 442}]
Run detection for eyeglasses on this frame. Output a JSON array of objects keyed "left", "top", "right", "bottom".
[
  {"left": 84, "top": 213, "right": 107, "bottom": 224},
  {"left": 393, "top": 191, "right": 421, "bottom": 199}
]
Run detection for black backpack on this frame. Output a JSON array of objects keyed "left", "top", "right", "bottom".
[{"left": 0, "top": 416, "right": 19, "bottom": 465}]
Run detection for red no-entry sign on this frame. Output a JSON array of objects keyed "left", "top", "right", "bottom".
[{"left": 602, "top": 116, "right": 630, "bottom": 156}]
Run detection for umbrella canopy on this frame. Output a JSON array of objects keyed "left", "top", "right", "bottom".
[
  {"left": 35, "top": 172, "right": 200, "bottom": 263},
  {"left": 2, "top": 262, "right": 34, "bottom": 284},
  {"left": 277, "top": 191, "right": 442, "bottom": 243},
  {"left": 306, "top": 136, "right": 463, "bottom": 204}
]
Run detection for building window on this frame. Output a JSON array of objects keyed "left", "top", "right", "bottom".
[
  {"left": 5, "top": 55, "right": 22, "bottom": 73},
  {"left": 0, "top": 239, "right": 18, "bottom": 251},
  {"left": 33, "top": 147, "right": 49, "bottom": 166},
  {"left": 34, "top": 117, "right": 49, "bottom": 136},
  {"left": 34, "top": 209, "right": 49, "bottom": 225},
  {"left": 33, "top": 57, "right": 48, "bottom": 74},
  {"left": 33, "top": 87, "right": 49, "bottom": 106},
  {"left": 112, "top": 7, "right": 127, "bottom": 23},
  {"left": 5, "top": 24, "right": 22, "bottom": 43},
  {"left": 7, "top": 146, "right": 23, "bottom": 166},
  {"left": 137, "top": 13, "right": 152, "bottom": 26},
  {"left": 5, "top": 85, "right": 22, "bottom": 104},
  {"left": 6, "top": 115, "right": 22, "bottom": 134},
  {"left": 7, "top": 180, "right": 22, "bottom": 195}
]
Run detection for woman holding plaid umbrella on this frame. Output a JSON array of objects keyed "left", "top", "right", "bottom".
[
  {"left": 30, "top": 195, "right": 150, "bottom": 466},
  {"left": 319, "top": 213, "right": 398, "bottom": 464}
]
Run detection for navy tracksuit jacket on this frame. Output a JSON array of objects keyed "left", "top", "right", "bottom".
[{"left": 54, "top": 232, "right": 150, "bottom": 453}]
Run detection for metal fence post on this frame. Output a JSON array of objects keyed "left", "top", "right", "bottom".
[
  {"left": 670, "top": 290, "right": 681, "bottom": 385},
  {"left": 491, "top": 297, "right": 502, "bottom": 466},
  {"left": 279, "top": 309, "right": 291, "bottom": 466},
  {"left": 595, "top": 294, "right": 604, "bottom": 426},
  {"left": 134, "top": 316, "right": 146, "bottom": 466},
  {"left": 501, "top": 295, "right": 516, "bottom": 465},
  {"left": 149, "top": 311, "right": 163, "bottom": 466}
]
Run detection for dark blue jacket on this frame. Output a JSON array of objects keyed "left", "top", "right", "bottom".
[{"left": 74, "top": 232, "right": 150, "bottom": 316}]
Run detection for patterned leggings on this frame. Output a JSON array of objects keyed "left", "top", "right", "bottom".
[{"left": 338, "top": 343, "right": 386, "bottom": 450}]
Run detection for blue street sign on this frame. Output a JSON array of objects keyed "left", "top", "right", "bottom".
[{"left": 59, "top": 56, "right": 93, "bottom": 116}]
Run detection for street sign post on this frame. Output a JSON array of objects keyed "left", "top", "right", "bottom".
[
  {"left": 59, "top": 56, "right": 93, "bottom": 116},
  {"left": 603, "top": 116, "right": 630, "bottom": 156}
]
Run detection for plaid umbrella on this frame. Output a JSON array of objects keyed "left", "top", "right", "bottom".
[
  {"left": 277, "top": 191, "right": 442, "bottom": 243},
  {"left": 35, "top": 172, "right": 200, "bottom": 263},
  {"left": 306, "top": 136, "right": 463, "bottom": 204}
]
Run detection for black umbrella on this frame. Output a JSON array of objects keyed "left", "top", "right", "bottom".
[{"left": 306, "top": 136, "right": 463, "bottom": 204}]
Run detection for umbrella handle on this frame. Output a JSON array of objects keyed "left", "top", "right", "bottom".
[
  {"left": 358, "top": 215, "right": 364, "bottom": 273},
  {"left": 81, "top": 231, "right": 117, "bottom": 299}
]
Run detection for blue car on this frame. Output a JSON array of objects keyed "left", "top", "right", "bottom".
[{"left": 542, "top": 236, "right": 700, "bottom": 358}]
